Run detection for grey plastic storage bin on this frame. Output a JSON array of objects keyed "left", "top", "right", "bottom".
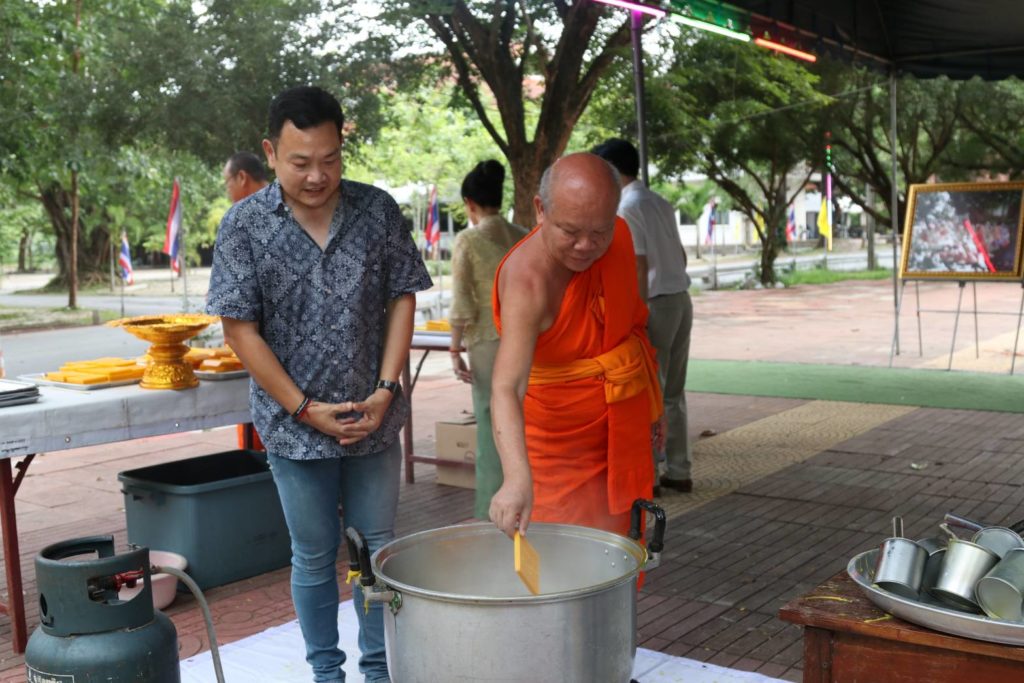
[{"left": 118, "top": 450, "right": 291, "bottom": 590}]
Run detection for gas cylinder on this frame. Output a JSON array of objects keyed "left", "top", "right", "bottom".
[{"left": 25, "top": 535, "right": 180, "bottom": 682}]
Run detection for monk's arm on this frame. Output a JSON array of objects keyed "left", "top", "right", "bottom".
[{"left": 489, "top": 275, "right": 545, "bottom": 538}]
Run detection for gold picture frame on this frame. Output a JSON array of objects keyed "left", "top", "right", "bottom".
[{"left": 900, "top": 182, "right": 1024, "bottom": 281}]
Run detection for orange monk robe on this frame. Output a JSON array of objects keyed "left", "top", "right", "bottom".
[{"left": 494, "top": 217, "right": 663, "bottom": 536}]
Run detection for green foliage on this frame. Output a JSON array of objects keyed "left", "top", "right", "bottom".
[
  {"left": 337, "top": 2, "right": 634, "bottom": 223},
  {"left": 0, "top": 1, "right": 383, "bottom": 292},
  {"left": 641, "top": 33, "right": 828, "bottom": 284},
  {"left": 345, "top": 85, "right": 506, "bottom": 220}
]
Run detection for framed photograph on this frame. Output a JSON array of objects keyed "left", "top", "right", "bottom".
[{"left": 900, "top": 182, "right": 1024, "bottom": 280}]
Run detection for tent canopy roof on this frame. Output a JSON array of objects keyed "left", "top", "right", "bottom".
[{"left": 724, "top": 0, "right": 1024, "bottom": 79}]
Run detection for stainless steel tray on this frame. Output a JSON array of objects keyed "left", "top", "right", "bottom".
[
  {"left": 194, "top": 369, "right": 248, "bottom": 381},
  {"left": 848, "top": 548, "right": 1024, "bottom": 645},
  {"left": 19, "top": 373, "right": 140, "bottom": 391}
]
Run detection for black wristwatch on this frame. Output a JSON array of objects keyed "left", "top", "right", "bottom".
[{"left": 375, "top": 379, "right": 400, "bottom": 395}]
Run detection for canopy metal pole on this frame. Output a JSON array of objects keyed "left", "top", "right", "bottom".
[
  {"left": 630, "top": 11, "right": 649, "bottom": 186},
  {"left": 889, "top": 71, "right": 900, "bottom": 356}
]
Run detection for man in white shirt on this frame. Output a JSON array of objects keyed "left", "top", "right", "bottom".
[{"left": 593, "top": 139, "right": 693, "bottom": 494}]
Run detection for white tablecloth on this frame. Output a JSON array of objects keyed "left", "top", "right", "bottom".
[{"left": 0, "top": 378, "right": 251, "bottom": 458}]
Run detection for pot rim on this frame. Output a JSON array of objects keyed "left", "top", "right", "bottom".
[{"left": 370, "top": 522, "right": 648, "bottom": 605}]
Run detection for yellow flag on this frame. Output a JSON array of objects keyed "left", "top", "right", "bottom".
[{"left": 817, "top": 196, "right": 832, "bottom": 251}]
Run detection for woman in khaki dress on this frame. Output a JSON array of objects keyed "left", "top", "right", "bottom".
[{"left": 449, "top": 160, "right": 527, "bottom": 519}]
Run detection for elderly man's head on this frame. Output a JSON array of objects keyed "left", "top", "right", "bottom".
[
  {"left": 223, "top": 151, "right": 269, "bottom": 203},
  {"left": 534, "top": 153, "right": 621, "bottom": 273}
]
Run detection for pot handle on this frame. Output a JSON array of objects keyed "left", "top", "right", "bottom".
[
  {"left": 629, "top": 499, "right": 666, "bottom": 555},
  {"left": 944, "top": 513, "right": 984, "bottom": 533},
  {"left": 344, "top": 527, "right": 376, "bottom": 588}
]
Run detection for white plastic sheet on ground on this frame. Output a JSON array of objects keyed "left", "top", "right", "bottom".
[{"left": 180, "top": 600, "right": 786, "bottom": 683}]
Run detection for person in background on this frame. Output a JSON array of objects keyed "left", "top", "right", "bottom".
[
  {"left": 221, "top": 150, "right": 271, "bottom": 452},
  {"left": 207, "top": 85, "right": 432, "bottom": 683},
  {"left": 448, "top": 160, "right": 527, "bottom": 519},
  {"left": 593, "top": 138, "right": 693, "bottom": 495},
  {"left": 223, "top": 151, "right": 270, "bottom": 203},
  {"left": 488, "top": 153, "right": 663, "bottom": 538}
]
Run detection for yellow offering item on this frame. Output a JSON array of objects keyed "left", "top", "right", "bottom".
[
  {"left": 48, "top": 357, "right": 147, "bottom": 384},
  {"left": 185, "top": 346, "right": 238, "bottom": 367},
  {"left": 424, "top": 319, "right": 451, "bottom": 331},
  {"left": 45, "top": 371, "right": 109, "bottom": 385},
  {"left": 61, "top": 357, "right": 138, "bottom": 369},
  {"left": 198, "top": 357, "right": 244, "bottom": 372}
]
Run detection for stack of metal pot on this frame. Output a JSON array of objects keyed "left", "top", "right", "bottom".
[{"left": 873, "top": 514, "right": 1024, "bottom": 620}]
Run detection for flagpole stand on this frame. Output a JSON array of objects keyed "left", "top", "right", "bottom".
[
  {"left": 710, "top": 236, "right": 717, "bottom": 290},
  {"left": 181, "top": 228, "right": 190, "bottom": 313}
]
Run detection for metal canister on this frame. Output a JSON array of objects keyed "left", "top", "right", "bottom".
[
  {"left": 976, "top": 547, "right": 1024, "bottom": 621},
  {"left": 931, "top": 536, "right": 999, "bottom": 612},
  {"left": 972, "top": 526, "right": 1024, "bottom": 560},
  {"left": 25, "top": 535, "right": 180, "bottom": 682},
  {"left": 874, "top": 517, "right": 927, "bottom": 599}
]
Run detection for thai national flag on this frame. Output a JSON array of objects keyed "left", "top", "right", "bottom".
[
  {"left": 700, "top": 198, "right": 717, "bottom": 245},
  {"left": 118, "top": 233, "right": 134, "bottom": 285},
  {"left": 424, "top": 185, "right": 440, "bottom": 246},
  {"left": 785, "top": 207, "right": 797, "bottom": 243},
  {"left": 163, "top": 178, "right": 182, "bottom": 276}
]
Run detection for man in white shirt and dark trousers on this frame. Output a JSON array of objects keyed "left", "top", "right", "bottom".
[{"left": 593, "top": 138, "right": 693, "bottom": 494}]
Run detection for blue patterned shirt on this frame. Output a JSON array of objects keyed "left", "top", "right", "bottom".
[{"left": 207, "top": 180, "right": 433, "bottom": 459}]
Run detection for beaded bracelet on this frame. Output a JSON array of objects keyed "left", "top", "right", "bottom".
[{"left": 292, "top": 396, "right": 311, "bottom": 420}]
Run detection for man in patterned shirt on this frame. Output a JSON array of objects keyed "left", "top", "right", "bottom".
[{"left": 207, "top": 85, "right": 432, "bottom": 683}]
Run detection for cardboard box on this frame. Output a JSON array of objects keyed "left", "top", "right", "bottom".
[{"left": 435, "top": 417, "right": 477, "bottom": 489}]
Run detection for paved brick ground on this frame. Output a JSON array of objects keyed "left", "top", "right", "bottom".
[{"left": 3, "top": 279, "right": 1023, "bottom": 682}]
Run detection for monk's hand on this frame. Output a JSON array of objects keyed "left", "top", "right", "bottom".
[
  {"left": 652, "top": 416, "right": 667, "bottom": 453},
  {"left": 489, "top": 476, "right": 533, "bottom": 539},
  {"left": 451, "top": 352, "right": 472, "bottom": 384},
  {"left": 335, "top": 389, "right": 394, "bottom": 446}
]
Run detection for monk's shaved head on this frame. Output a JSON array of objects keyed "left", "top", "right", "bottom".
[
  {"left": 533, "top": 153, "right": 622, "bottom": 273},
  {"left": 537, "top": 153, "right": 621, "bottom": 217}
]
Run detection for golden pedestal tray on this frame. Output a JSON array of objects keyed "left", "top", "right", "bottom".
[{"left": 107, "top": 314, "right": 218, "bottom": 390}]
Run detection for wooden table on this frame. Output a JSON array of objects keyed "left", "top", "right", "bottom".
[
  {"left": 402, "top": 331, "right": 472, "bottom": 483},
  {"left": 780, "top": 570, "right": 1024, "bottom": 682}
]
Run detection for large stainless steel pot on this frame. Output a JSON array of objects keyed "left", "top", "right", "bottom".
[{"left": 346, "top": 500, "right": 666, "bottom": 683}]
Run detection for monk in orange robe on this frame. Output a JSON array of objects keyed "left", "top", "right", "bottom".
[{"left": 489, "top": 153, "right": 663, "bottom": 538}]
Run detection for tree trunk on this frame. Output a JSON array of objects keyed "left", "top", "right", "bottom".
[
  {"left": 509, "top": 151, "right": 543, "bottom": 227},
  {"left": 758, "top": 204, "right": 786, "bottom": 286},
  {"left": 17, "top": 229, "right": 29, "bottom": 272},
  {"left": 40, "top": 182, "right": 110, "bottom": 291}
]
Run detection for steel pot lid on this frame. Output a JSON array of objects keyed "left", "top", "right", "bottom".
[{"left": 370, "top": 522, "right": 647, "bottom": 605}]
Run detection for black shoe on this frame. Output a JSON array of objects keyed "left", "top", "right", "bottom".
[
  {"left": 652, "top": 485, "right": 662, "bottom": 498},
  {"left": 660, "top": 476, "right": 693, "bottom": 493}
]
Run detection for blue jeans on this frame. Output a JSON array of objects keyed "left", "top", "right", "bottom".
[{"left": 268, "top": 441, "right": 401, "bottom": 683}]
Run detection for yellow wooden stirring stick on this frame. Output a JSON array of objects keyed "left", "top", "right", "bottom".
[{"left": 514, "top": 531, "right": 540, "bottom": 595}]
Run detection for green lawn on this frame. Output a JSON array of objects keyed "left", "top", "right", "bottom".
[
  {"left": 0, "top": 306, "right": 119, "bottom": 333},
  {"left": 780, "top": 268, "right": 892, "bottom": 287}
]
